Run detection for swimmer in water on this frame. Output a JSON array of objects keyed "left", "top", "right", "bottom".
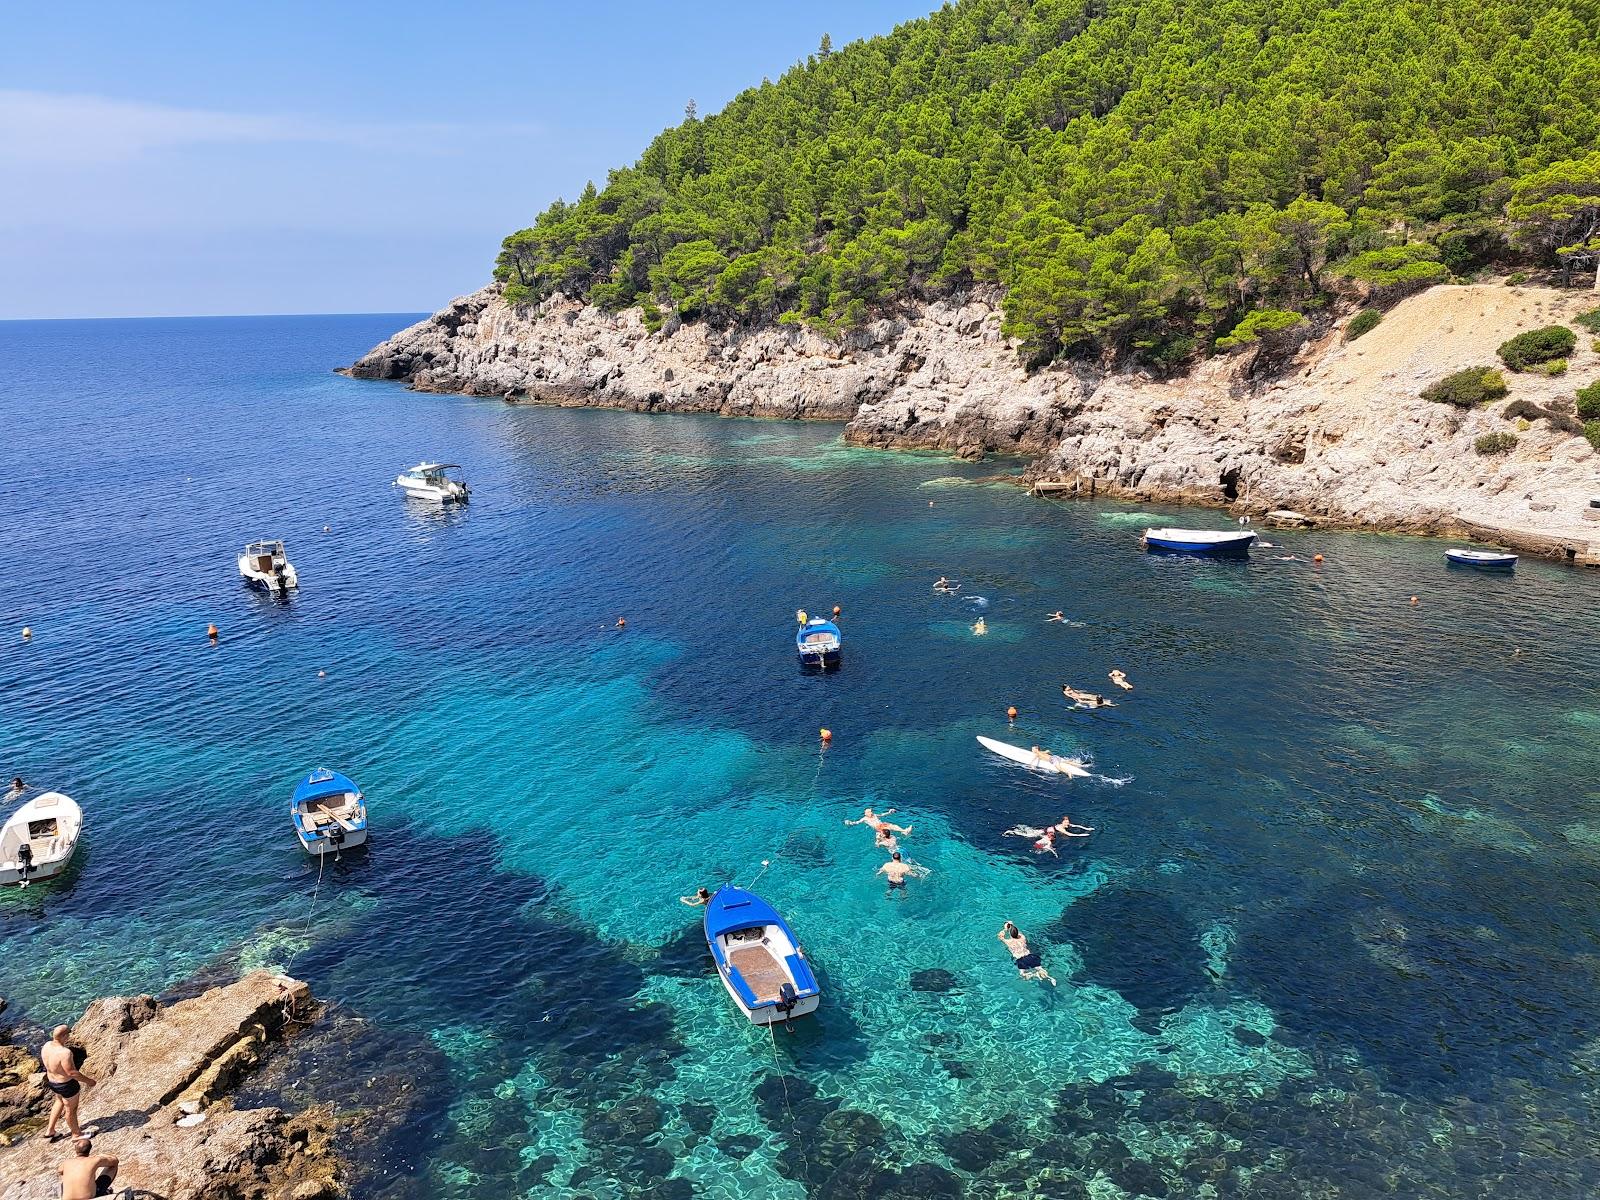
[
  {"left": 845, "top": 807, "right": 912, "bottom": 837},
  {"left": 972, "top": 618, "right": 987, "bottom": 636},
  {"left": 1062, "top": 685, "right": 1115, "bottom": 708},
  {"left": 1002, "top": 825, "right": 1060, "bottom": 856},
  {"left": 998, "top": 921, "right": 1056, "bottom": 985},
  {"left": 874, "top": 826, "right": 900, "bottom": 855},
  {"left": 1053, "top": 815, "right": 1094, "bottom": 838},
  {"left": 877, "top": 851, "right": 924, "bottom": 896},
  {"left": 1108, "top": 669, "right": 1132, "bottom": 691},
  {"left": 5, "top": 777, "right": 24, "bottom": 802},
  {"left": 1046, "top": 611, "right": 1066, "bottom": 622},
  {"left": 680, "top": 887, "right": 713, "bottom": 906}
]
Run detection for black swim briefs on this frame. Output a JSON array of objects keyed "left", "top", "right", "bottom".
[
  {"left": 1014, "top": 952, "right": 1042, "bottom": 971},
  {"left": 44, "top": 1077, "right": 80, "bottom": 1099}
]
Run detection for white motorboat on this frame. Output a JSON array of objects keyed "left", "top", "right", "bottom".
[
  {"left": 704, "top": 886, "right": 821, "bottom": 1025},
  {"left": 394, "top": 462, "right": 470, "bottom": 503},
  {"left": 0, "top": 792, "right": 83, "bottom": 887},
  {"left": 290, "top": 768, "right": 368, "bottom": 857},
  {"left": 238, "top": 540, "right": 299, "bottom": 593},
  {"left": 1445, "top": 548, "right": 1518, "bottom": 572}
]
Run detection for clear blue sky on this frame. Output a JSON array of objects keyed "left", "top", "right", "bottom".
[{"left": 1, "top": 1, "right": 935, "bottom": 319}]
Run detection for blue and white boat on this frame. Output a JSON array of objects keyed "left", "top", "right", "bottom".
[
  {"left": 704, "top": 886, "right": 821, "bottom": 1025},
  {"left": 1143, "top": 527, "right": 1257, "bottom": 557},
  {"left": 1445, "top": 548, "right": 1517, "bottom": 571},
  {"left": 290, "top": 768, "right": 368, "bottom": 857},
  {"left": 795, "top": 613, "right": 842, "bottom": 667}
]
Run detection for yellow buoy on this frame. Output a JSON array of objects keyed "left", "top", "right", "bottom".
[{"left": 820, "top": 728, "right": 833, "bottom": 744}]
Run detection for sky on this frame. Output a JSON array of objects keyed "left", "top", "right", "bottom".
[{"left": 0, "top": 1, "right": 936, "bottom": 320}]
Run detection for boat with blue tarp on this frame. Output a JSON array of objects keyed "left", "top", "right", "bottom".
[
  {"left": 290, "top": 768, "right": 368, "bottom": 857},
  {"left": 1445, "top": 547, "right": 1517, "bottom": 571},
  {"left": 795, "top": 610, "right": 842, "bottom": 668},
  {"left": 704, "top": 885, "right": 820, "bottom": 1025},
  {"left": 1143, "top": 527, "right": 1257, "bottom": 557}
]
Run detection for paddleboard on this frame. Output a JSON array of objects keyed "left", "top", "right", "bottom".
[{"left": 976, "top": 735, "right": 1090, "bottom": 778}]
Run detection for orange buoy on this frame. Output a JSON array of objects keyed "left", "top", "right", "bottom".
[
  {"left": 207, "top": 623, "right": 218, "bottom": 641},
  {"left": 1313, "top": 554, "right": 1324, "bottom": 564},
  {"left": 1006, "top": 705, "right": 1018, "bottom": 721},
  {"left": 616, "top": 617, "right": 627, "bottom": 629},
  {"left": 832, "top": 605, "right": 841, "bottom": 617},
  {"left": 820, "top": 728, "right": 833, "bottom": 744}
]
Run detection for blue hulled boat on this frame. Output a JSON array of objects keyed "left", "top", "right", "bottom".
[
  {"left": 290, "top": 768, "right": 368, "bottom": 857},
  {"left": 1445, "top": 548, "right": 1517, "bottom": 572},
  {"left": 704, "top": 886, "right": 821, "bottom": 1025},
  {"left": 1143, "top": 527, "right": 1257, "bottom": 557},
  {"left": 795, "top": 613, "right": 842, "bottom": 667}
]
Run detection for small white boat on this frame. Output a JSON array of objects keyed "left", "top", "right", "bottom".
[
  {"left": 238, "top": 540, "right": 298, "bottom": 593},
  {"left": 290, "top": 768, "right": 368, "bottom": 857},
  {"left": 0, "top": 792, "right": 83, "bottom": 887},
  {"left": 394, "top": 462, "right": 470, "bottom": 503},
  {"left": 1143, "top": 527, "right": 1257, "bottom": 557},
  {"left": 1445, "top": 548, "right": 1517, "bottom": 572},
  {"left": 704, "top": 886, "right": 821, "bottom": 1025},
  {"left": 977, "top": 735, "right": 1091, "bottom": 778}
]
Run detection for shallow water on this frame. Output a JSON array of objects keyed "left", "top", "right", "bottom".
[{"left": 5, "top": 315, "right": 1600, "bottom": 1198}]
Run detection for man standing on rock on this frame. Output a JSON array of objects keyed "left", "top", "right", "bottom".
[
  {"left": 41, "top": 1024, "right": 97, "bottom": 1141},
  {"left": 59, "top": 1139, "right": 118, "bottom": 1199}
]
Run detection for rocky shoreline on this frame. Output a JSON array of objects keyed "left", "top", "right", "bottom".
[
  {"left": 347, "top": 283, "right": 1600, "bottom": 562},
  {"left": 0, "top": 973, "right": 342, "bottom": 1200}
]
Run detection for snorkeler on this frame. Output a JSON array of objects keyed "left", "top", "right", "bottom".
[
  {"left": 1062, "top": 685, "right": 1115, "bottom": 708},
  {"left": 997, "top": 922, "right": 1056, "bottom": 985},
  {"left": 680, "top": 887, "right": 713, "bottom": 906},
  {"left": 845, "top": 807, "right": 912, "bottom": 837}
]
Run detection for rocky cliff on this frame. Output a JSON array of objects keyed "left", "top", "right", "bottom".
[
  {"left": 0, "top": 972, "right": 342, "bottom": 1200},
  {"left": 347, "top": 283, "right": 1600, "bottom": 560}
]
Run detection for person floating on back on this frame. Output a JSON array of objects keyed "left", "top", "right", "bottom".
[
  {"left": 845, "top": 807, "right": 911, "bottom": 838},
  {"left": 998, "top": 921, "right": 1056, "bottom": 986},
  {"left": 41, "top": 1025, "right": 97, "bottom": 1142},
  {"left": 1108, "top": 669, "right": 1132, "bottom": 691},
  {"left": 59, "top": 1139, "right": 118, "bottom": 1200},
  {"left": 1062, "top": 685, "right": 1115, "bottom": 709}
]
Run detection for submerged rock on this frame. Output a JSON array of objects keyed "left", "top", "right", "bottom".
[{"left": 909, "top": 968, "right": 961, "bottom": 993}]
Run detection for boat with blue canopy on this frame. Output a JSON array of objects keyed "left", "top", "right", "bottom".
[
  {"left": 704, "top": 885, "right": 820, "bottom": 1025},
  {"left": 1143, "top": 527, "right": 1257, "bottom": 557},
  {"left": 1445, "top": 547, "right": 1517, "bottom": 571},
  {"left": 290, "top": 768, "right": 368, "bottom": 857},
  {"left": 795, "top": 610, "right": 842, "bottom": 668}
]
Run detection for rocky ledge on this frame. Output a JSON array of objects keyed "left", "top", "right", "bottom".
[
  {"left": 347, "top": 283, "right": 1600, "bottom": 561},
  {"left": 0, "top": 972, "right": 342, "bottom": 1200}
]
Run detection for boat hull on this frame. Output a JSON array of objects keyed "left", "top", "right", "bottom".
[
  {"left": 715, "top": 971, "right": 822, "bottom": 1024},
  {"left": 797, "top": 647, "right": 842, "bottom": 668},
  {"left": 704, "top": 886, "right": 821, "bottom": 1025},
  {"left": 1144, "top": 530, "right": 1256, "bottom": 557},
  {"left": 238, "top": 558, "right": 298, "bottom": 592},
  {"left": 1445, "top": 550, "right": 1516, "bottom": 571},
  {"left": 396, "top": 483, "right": 468, "bottom": 503},
  {"left": 299, "top": 826, "right": 368, "bottom": 856},
  {"left": 0, "top": 792, "right": 82, "bottom": 888}
]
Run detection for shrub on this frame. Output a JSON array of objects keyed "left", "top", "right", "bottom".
[
  {"left": 1579, "top": 380, "right": 1600, "bottom": 419},
  {"left": 1593, "top": 339, "right": 1600, "bottom": 353},
  {"left": 1516, "top": 418, "right": 1532, "bottom": 431},
  {"left": 1502, "top": 398, "right": 1544, "bottom": 421},
  {"left": 1587, "top": 420, "right": 1600, "bottom": 451},
  {"left": 1498, "top": 325, "right": 1577, "bottom": 370},
  {"left": 1529, "top": 357, "right": 1568, "bottom": 376},
  {"left": 640, "top": 298, "right": 665, "bottom": 334},
  {"left": 1507, "top": 272, "right": 1529, "bottom": 285},
  {"left": 1345, "top": 308, "right": 1383, "bottom": 341},
  {"left": 1422, "top": 367, "right": 1508, "bottom": 407},
  {"left": 1551, "top": 412, "right": 1584, "bottom": 435},
  {"left": 1576, "top": 308, "right": 1600, "bottom": 335},
  {"left": 1338, "top": 245, "right": 1450, "bottom": 287},
  {"left": 1475, "top": 432, "right": 1518, "bottom": 455},
  {"left": 1215, "top": 308, "right": 1306, "bottom": 350}
]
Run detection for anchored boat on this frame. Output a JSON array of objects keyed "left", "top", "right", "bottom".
[
  {"left": 704, "top": 886, "right": 821, "bottom": 1025},
  {"left": 1143, "top": 527, "right": 1257, "bottom": 557},
  {"left": 290, "top": 769, "right": 368, "bottom": 857},
  {"left": 1445, "top": 548, "right": 1517, "bottom": 572},
  {"left": 0, "top": 792, "right": 83, "bottom": 887},
  {"left": 795, "top": 611, "right": 842, "bottom": 668},
  {"left": 394, "top": 462, "right": 470, "bottom": 503},
  {"left": 238, "top": 540, "right": 299, "bottom": 594}
]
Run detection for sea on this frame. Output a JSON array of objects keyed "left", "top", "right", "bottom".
[{"left": 4, "top": 313, "right": 1600, "bottom": 1199}]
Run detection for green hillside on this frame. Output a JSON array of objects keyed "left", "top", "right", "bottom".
[{"left": 494, "top": 0, "right": 1600, "bottom": 365}]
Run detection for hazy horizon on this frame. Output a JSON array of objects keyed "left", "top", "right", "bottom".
[{"left": 2, "top": 1, "right": 932, "bottom": 321}]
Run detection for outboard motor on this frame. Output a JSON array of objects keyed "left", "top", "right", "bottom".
[
  {"left": 16, "top": 842, "right": 33, "bottom": 887},
  {"left": 777, "top": 981, "right": 799, "bottom": 1032},
  {"left": 274, "top": 561, "right": 288, "bottom": 597},
  {"left": 326, "top": 824, "right": 346, "bottom": 861}
]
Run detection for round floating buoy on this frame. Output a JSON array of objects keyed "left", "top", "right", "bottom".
[
  {"left": 797, "top": 609, "right": 808, "bottom": 625},
  {"left": 820, "top": 728, "right": 833, "bottom": 744},
  {"left": 1313, "top": 554, "right": 1324, "bottom": 564},
  {"left": 207, "top": 623, "right": 218, "bottom": 641},
  {"left": 318, "top": 670, "right": 326, "bottom": 678},
  {"left": 323, "top": 525, "right": 330, "bottom": 533},
  {"left": 616, "top": 617, "right": 626, "bottom": 629},
  {"left": 21, "top": 627, "right": 31, "bottom": 640},
  {"left": 832, "top": 605, "right": 841, "bottom": 617},
  {"left": 1007, "top": 705, "right": 1018, "bottom": 722}
]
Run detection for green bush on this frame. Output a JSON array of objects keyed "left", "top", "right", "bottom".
[
  {"left": 1422, "top": 367, "right": 1508, "bottom": 407},
  {"left": 1586, "top": 420, "right": 1600, "bottom": 451},
  {"left": 1592, "top": 338, "right": 1600, "bottom": 353},
  {"left": 1507, "top": 272, "right": 1530, "bottom": 285},
  {"left": 1516, "top": 417, "right": 1532, "bottom": 431},
  {"left": 1345, "top": 308, "right": 1383, "bottom": 341},
  {"left": 1215, "top": 309, "right": 1306, "bottom": 350},
  {"left": 1578, "top": 380, "right": 1600, "bottom": 419},
  {"left": 1475, "top": 431, "right": 1518, "bottom": 455},
  {"left": 1498, "top": 325, "right": 1577, "bottom": 370},
  {"left": 1575, "top": 308, "right": 1600, "bottom": 334},
  {"left": 1530, "top": 357, "right": 1569, "bottom": 376},
  {"left": 1338, "top": 245, "right": 1450, "bottom": 287}
]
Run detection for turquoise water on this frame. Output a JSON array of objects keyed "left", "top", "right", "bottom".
[{"left": 5, "top": 316, "right": 1600, "bottom": 1198}]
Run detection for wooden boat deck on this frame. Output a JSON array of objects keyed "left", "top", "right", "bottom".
[{"left": 728, "top": 945, "right": 787, "bottom": 1002}]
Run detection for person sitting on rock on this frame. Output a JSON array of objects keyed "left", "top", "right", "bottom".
[{"left": 59, "top": 1138, "right": 117, "bottom": 1200}]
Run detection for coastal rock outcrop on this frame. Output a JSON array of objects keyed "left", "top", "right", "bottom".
[
  {"left": 347, "top": 283, "right": 1600, "bottom": 560},
  {"left": 0, "top": 972, "right": 342, "bottom": 1200}
]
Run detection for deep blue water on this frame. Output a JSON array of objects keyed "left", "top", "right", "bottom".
[{"left": 5, "top": 314, "right": 1600, "bottom": 1198}]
